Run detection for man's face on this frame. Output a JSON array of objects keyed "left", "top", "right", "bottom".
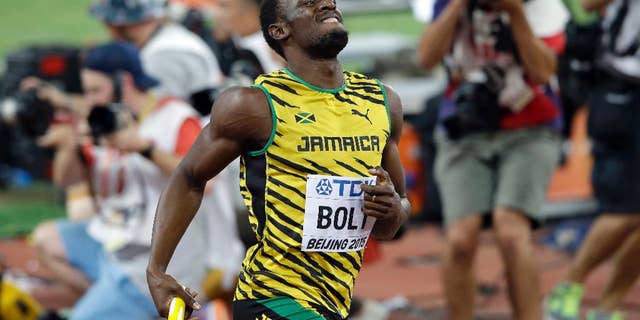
[
  {"left": 280, "top": 0, "right": 348, "bottom": 59},
  {"left": 81, "top": 69, "right": 116, "bottom": 107},
  {"left": 215, "top": 0, "right": 259, "bottom": 37}
]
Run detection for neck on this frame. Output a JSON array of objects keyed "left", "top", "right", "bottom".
[
  {"left": 127, "top": 92, "right": 156, "bottom": 118},
  {"left": 285, "top": 49, "right": 344, "bottom": 89},
  {"left": 134, "top": 19, "right": 164, "bottom": 48}
]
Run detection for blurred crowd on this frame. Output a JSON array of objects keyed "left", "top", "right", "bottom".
[{"left": 0, "top": 0, "right": 638, "bottom": 319}]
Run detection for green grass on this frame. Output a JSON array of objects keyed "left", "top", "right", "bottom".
[
  {"left": 345, "top": 11, "right": 424, "bottom": 37},
  {"left": 0, "top": 0, "right": 106, "bottom": 61},
  {"left": 0, "top": 2, "right": 422, "bottom": 62},
  {"left": 0, "top": 183, "right": 66, "bottom": 239}
]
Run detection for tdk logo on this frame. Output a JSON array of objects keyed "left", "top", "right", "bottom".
[
  {"left": 315, "top": 179, "right": 333, "bottom": 195},
  {"left": 316, "top": 178, "right": 375, "bottom": 197}
]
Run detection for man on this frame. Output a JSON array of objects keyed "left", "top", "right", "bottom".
[
  {"left": 32, "top": 41, "right": 208, "bottom": 319},
  {"left": 213, "top": 0, "right": 285, "bottom": 74},
  {"left": 146, "top": 0, "right": 410, "bottom": 319},
  {"left": 90, "top": 0, "right": 224, "bottom": 115},
  {"left": 545, "top": 0, "right": 640, "bottom": 319},
  {"left": 416, "top": 0, "right": 567, "bottom": 319}
]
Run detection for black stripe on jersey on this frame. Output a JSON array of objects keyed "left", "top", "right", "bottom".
[
  {"left": 353, "top": 157, "right": 375, "bottom": 171},
  {"left": 302, "top": 159, "right": 340, "bottom": 176},
  {"left": 316, "top": 251, "right": 360, "bottom": 278},
  {"left": 267, "top": 189, "right": 305, "bottom": 219},
  {"left": 333, "top": 92, "right": 358, "bottom": 105},
  {"left": 265, "top": 201, "right": 301, "bottom": 232},
  {"left": 259, "top": 73, "right": 289, "bottom": 81},
  {"left": 265, "top": 204, "right": 303, "bottom": 242},
  {"left": 270, "top": 164, "right": 307, "bottom": 181},
  {"left": 261, "top": 80, "right": 300, "bottom": 96},
  {"left": 258, "top": 252, "right": 343, "bottom": 314},
  {"left": 262, "top": 225, "right": 352, "bottom": 307},
  {"left": 383, "top": 129, "right": 391, "bottom": 139},
  {"left": 268, "top": 176, "right": 305, "bottom": 199},
  {"left": 343, "top": 88, "right": 385, "bottom": 105},
  {"left": 244, "top": 154, "right": 268, "bottom": 237},
  {"left": 236, "top": 273, "right": 251, "bottom": 299},
  {"left": 252, "top": 260, "right": 327, "bottom": 306},
  {"left": 276, "top": 116, "right": 286, "bottom": 124},
  {"left": 269, "top": 153, "right": 318, "bottom": 175},
  {"left": 356, "top": 86, "right": 383, "bottom": 95},
  {"left": 347, "top": 84, "right": 382, "bottom": 93},
  {"left": 347, "top": 73, "right": 368, "bottom": 80},
  {"left": 269, "top": 92, "right": 302, "bottom": 109},
  {"left": 275, "top": 131, "right": 284, "bottom": 137},
  {"left": 334, "top": 160, "right": 368, "bottom": 177}
]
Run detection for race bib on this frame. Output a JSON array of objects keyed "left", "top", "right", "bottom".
[{"left": 302, "top": 175, "right": 377, "bottom": 252}]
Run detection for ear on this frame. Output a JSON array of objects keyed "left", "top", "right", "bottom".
[{"left": 268, "top": 22, "right": 290, "bottom": 41}]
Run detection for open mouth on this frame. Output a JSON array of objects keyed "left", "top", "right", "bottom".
[{"left": 321, "top": 17, "right": 340, "bottom": 23}]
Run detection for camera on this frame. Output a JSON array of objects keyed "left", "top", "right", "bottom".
[
  {"left": 0, "top": 88, "right": 55, "bottom": 138},
  {"left": 443, "top": 66, "right": 504, "bottom": 140},
  {"left": 87, "top": 103, "right": 129, "bottom": 139}
]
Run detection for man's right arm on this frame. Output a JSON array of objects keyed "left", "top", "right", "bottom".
[
  {"left": 146, "top": 86, "right": 272, "bottom": 317},
  {"left": 417, "top": 0, "right": 467, "bottom": 69}
]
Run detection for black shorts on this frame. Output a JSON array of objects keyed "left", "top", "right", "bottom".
[
  {"left": 588, "top": 74, "right": 640, "bottom": 213},
  {"left": 233, "top": 297, "right": 343, "bottom": 320}
]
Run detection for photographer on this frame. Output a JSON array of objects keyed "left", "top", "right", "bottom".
[
  {"left": 546, "top": 0, "right": 640, "bottom": 318},
  {"left": 89, "top": 0, "right": 224, "bottom": 116},
  {"left": 31, "top": 41, "right": 209, "bottom": 319},
  {"left": 416, "top": 0, "right": 567, "bottom": 318}
]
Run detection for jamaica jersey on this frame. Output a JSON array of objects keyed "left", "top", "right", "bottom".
[{"left": 235, "top": 68, "right": 391, "bottom": 318}]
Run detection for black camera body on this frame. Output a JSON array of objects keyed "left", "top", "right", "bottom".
[
  {"left": 87, "top": 103, "right": 129, "bottom": 140},
  {"left": 0, "top": 88, "right": 55, "bottom": 138},
  {"left": 443, "top": 65, "right": 504, "bottom": 140}
]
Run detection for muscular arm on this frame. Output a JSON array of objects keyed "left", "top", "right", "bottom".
[
  {"left": 367, "top": 85, "right": 411, "bottom": 240},
  {"left": 417, "top": 0, "right": 467, "bottom": 69},
  {"left": 507, "top": 6, "right": 558, "bottom": 84},
  {"left": 146, "top": 86, "right": 271, "bottom": 316}
]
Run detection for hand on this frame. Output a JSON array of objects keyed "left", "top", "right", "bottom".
[
  {"left": 360, "top": 167, "right": 403, "bottom": 222},
  {"left": 489, "top": 0, "right": 524, "bottom": 14},
  {"left": 20, "top": 77, "right": 70, "bottom": 109},
  {"left": 147, "top": 268, "right": 202, "bottom": 319},
  {"left": 37, "top": 123, "right": 76, "bottom": 149},
  {"left": 103, "top": 125, "right": 151, "bottom": 153}
]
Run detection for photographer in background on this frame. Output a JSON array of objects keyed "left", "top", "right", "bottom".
[
  {"left": 31, "top": 41, "right": 209, "bottom": 319},
  {"left": 211, "top": 0, "right": 285, "bottom": 74},
  {"left": 546, "top": 0, "right": 640, "bottom": 318},
  {"left": 416, "top": 0, "right": 568, "bottom": 318},
  {"left": 89, "top": 0, "right": 224, "bottom": 116}
]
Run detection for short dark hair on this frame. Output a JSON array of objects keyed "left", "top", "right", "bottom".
[{"left": 260, "top": 0, "right": 286, "bottom": 59}]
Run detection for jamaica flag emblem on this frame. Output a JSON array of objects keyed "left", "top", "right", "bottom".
[{"left": 295, "top": 112, "right": 316, "bottom": 124}]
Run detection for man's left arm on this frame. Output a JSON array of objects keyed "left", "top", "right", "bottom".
[
  {"left": 361, "top": 85, "right": 411, "bottom": 240},
  {"left": 497, "top": 1, "right": 559, "bottom": 84}
]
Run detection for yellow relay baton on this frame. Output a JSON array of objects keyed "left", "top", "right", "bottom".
[{"left": 168, "top": 297, "right": 186, "bottom": 320}]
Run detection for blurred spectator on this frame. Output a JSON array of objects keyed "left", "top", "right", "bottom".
[
  {"left": 89, "top": 0, "right": 224, "bottom": 116},
  {"left": 545, "top": 0, "right": 640, "bottom": 319},
  {"left": 416, "top": 0, "right": 567, "bottom": 318},
  {"left": 212, "top": 0, "right": 285, "bottom": 74},
  {"left": 30, "top": 41, "right": 209, "bottom": 319}
]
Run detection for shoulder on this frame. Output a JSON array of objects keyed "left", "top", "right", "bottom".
[
  {"left": 209, "top": 86, "right": 273, "bottom": 144},
  {"left": 379, "top": 82, "right": 404, "bottom": 141}
]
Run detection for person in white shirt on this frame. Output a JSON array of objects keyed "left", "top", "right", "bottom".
[{"left": 32, "top": 41, "right": 207, "bottom": 319}]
